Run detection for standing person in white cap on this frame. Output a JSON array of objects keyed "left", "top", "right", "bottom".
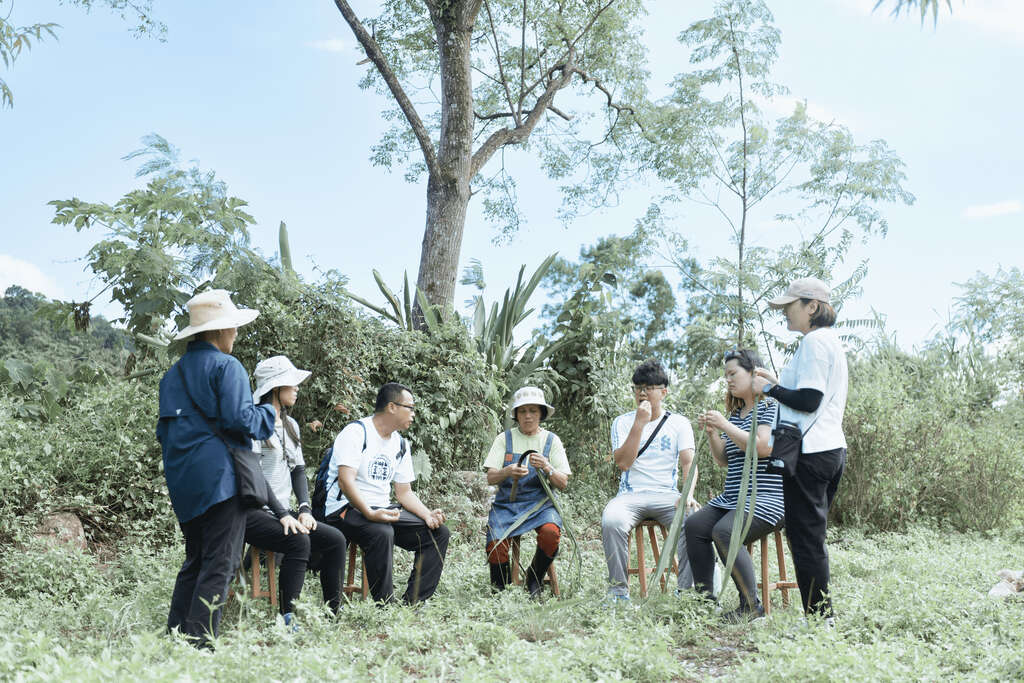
[
  {"left": 247, "top": 356, "right": 348, "bottom": 623},
  {"left": 157, "top": 289, "right": 275, "bottom": 648},
  {"left": 483, "top": 386, "right": 570, "bottom": 598},
  {"left": 601, "top": 358, "right": 700, "bottom": 602},
  {"left": 751, "top": 277, "right": 848, "bottom": 624}
]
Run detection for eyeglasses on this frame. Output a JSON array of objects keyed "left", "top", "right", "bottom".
[
  {"left": 633, "top": 384, "right": 665, "bottom": 394},
  {"left": 391, "top": 402, "right": 415, "bottom": 411}
]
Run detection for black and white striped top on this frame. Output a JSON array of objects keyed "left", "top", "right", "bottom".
[{"left": 707, "top": 399, "right": 784, "bottom": 525}]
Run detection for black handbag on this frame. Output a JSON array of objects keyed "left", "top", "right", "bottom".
[
  {"left": 175, "top": 363, "right": 269, "bottom": 508},
  {"left": 765, "top": 420, "right": 803, "bottom": 477}
]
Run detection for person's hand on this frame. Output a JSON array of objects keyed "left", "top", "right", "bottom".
[
  {"left": 528, "top": 452, "right": 551, "bottom": 472},
  {"left": 702, "top": 409, "right": 728, "bottom": 430},
  {"left": 297, "top": 511, "right": 317, "bottom": 531},
  {"left": 279, "top": 514, "right": 309, "bottom": 535},
  {"left": 505, "top": 463, "right": 529, "bottom": 480},
  {"left": 751, "top": 374, "right": 772, "bottom": 395},
  {"left": 366, "top": 507, "right": 401, "bottom": 523},
  {"left": 635, "top": 399, "right": 652, "bottom": 426},
  {"left": 754, "top": 367, "right": 778, "bottom": 383},
  {"left": 425, "top": 509, "right": 446, "bottom": 529},
  {"left": 687, "top": 496, "right": 700, "bottom": 512}
]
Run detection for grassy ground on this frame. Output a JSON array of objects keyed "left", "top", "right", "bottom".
[{"left": 2, "top": 522, "right": 1022, "bottom": 681}]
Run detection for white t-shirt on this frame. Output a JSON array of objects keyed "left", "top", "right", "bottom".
[
  {"left": 325, "top": 416, "right": 415, "bottom": 516},
  {"left": 610, "top": 411, "right": 695, "bottom": 495},
  {"left": 777, "top": 327, "right": 848, "bottom": 453}
]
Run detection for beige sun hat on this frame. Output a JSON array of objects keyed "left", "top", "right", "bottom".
[
  {"left": 508, "top": 386, "right": 555, "bottom": 420},
  {"left": 252, "top": 355, "right": 312, "bottom": 403},
  {"left": 767, "top": 277, "right": 831, "bottom": 309},
  {"left": 173, "top": 289, "right": 260, "bottom": 340}
]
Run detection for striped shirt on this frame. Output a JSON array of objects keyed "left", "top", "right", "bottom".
[
  {"left": 708, "top": 399, "right": 784, "bottom": 525},
  {"left": 253, "top": 416, "right": 305, "bottom": 511}
]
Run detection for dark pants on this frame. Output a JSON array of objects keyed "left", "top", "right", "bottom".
[
  {"left": 685, "top": 505, "right": 778, "bottom": 608},
  {"left": 783, "top": 447, "right": 845, "bottom": 617},
  {"left": 167, "top": 496, "right": 246, "bottom": 648},
  {"left": 326, "top": 507, "right": 450, "bottom": 604},
  {"left": 244, "top": 509, "right": 349, "bottom": 614}
]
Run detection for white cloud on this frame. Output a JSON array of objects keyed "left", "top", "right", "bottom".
[
  {"left": 306, "top": 38, "right": 347, "bottom": 53},
  {"left": 962, "top": 199, "right": 1022, "bottom": 220},
  {"left": 0, "top": 254, "right": 65, "bottom": 299},
  {"left": 842, "top": 0, "right": 1024, "bottom": 43}
]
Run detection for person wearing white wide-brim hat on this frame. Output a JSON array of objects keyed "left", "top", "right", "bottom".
[
  {"left": 751, "top": 277, "right": 848, "bottom": 620},
  {"left": 483, "top": 386, "right": 571, "bottom": 597},
  {"left": 245, "top": 355, "right": 347, "bottom": 620},
  {"left": 157, "top": 288, "right": 276, "bottom": 648}
]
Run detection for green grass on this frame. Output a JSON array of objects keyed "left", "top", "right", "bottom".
[{"left": 2, "top": 525, "right": 1022, "bottom": 681}]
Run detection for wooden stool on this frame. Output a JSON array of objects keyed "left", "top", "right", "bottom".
[
  {"left": 343, "top": 543, "right": 369, "bottom": 599},
  {"left": 745, "top": 529, "right": 798, "bottom": 615},
  {"left": 509, "top": 536, "right": 560, "bottom": 596},
  {"left": 242, "top": 546, "right": 278, "bottom": 607},
  {"left": 627, "top": 520, "right": 678, "bottom": 598}
]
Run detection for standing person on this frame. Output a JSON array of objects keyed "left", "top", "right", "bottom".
[
  {"left": 483, "top": 387, "right": 571, "bottom": 598},
  {"left": 157, "top": 289, "right": 276, "bottom": 648},
  {"left": 688, "top": 349, "right": 781, "bottom": 621},
  {"left": 601, "top": 359, "right": 699, "bottom": 602},
  {"left": 752, "top": 278, "right": 848, "bottom": 622},
  {"left": 322, "top": 383, "right": 450, "bottom": 604},
  {"left": 247, "top": 356, "right": 348, "bottom": 623}
]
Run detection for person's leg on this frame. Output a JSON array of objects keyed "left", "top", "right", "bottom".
[
  {"left": 393, "top": 510, "right": 450, "bottom": 604},
  {"left": 484, "top": 537, "right": 512, "bottom": 592},
  {"left": 710, "top": 511, "right": 776, "bottom": 610},
  {"left": 601, "top": 494, "right": 647, "bottom": 597},
  {"left": 308, "top": 523, "right": 347, "bottom": 613},
  {"left": 244, "top": 510, "right": 311, "bottom": 615},
  {"left": 167, "top": 518, "right": 202, "bottom": 635},
  {"left": 332, "top": 508, "right": 396, "bottom": 603},
  {"left": 184, "top": 496, "right": 246, "bottom": 647},
  {"left": 524, "top": 523, "right": 561, "bottom": 598},
  {"left": 783, "top": 449, "right": 844, "bottom": 617},
  {"left": 684, "top": 505, "right": 727, "bottom": 599},
  {"left": 645, "top": 492, "right": 693, "bottom": 591}
]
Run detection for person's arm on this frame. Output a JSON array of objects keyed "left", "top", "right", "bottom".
[
  {"left": 718, "top": 420, "right": 774, "bottom": 459},
  {"left": 612, "top": 403, "right": 652, "bottom": 471},
  {"left": 699, "top": 412, "right": 728, "bottom": 466},
  {"left": 526, "top": 452, "right": 569, "bottom": 491},
  {"left": 678, "top": 448, "right": 698, "bottom": 509},
  {"left": 394, "top": 482, "right": 445, "bottom": 529},
  {"left": 264, "top": 485, "right": 307, "bottom": 535},
  {"left": 338, "top": 465, "right": 400, "bottom": 523},
  {"left": 216, "top": 360, "right": 275, "bottom": 440},
  {"left": 766, "top": 385, "right": 822, "bottom": 413},
  {"left": 486, "top": 464, "right": 528, "bottom": 485}
]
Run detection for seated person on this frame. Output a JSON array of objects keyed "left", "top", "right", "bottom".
[
  {"left": 246, "top": 356, "right": 348, "bottom": 623},
  {"left": 602, "top": 359, "right": 699, "bottom": 601},
  {"left": 688, "top": 349, "right": 781, "bottom": 621},
  {"left": 483, "top": 386, "right": 570, "bottom": 598},
  {"left": 322, "top": 382, "right": 449, "bottom": 604}
]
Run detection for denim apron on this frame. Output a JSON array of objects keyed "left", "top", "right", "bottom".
[{"left": 486, "top": 430, "right": 561, "bottom": 543}]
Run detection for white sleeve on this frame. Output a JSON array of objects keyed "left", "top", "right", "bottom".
[
  {"left": 673, "top": 415, "right": 695, "bottom": 452},
  {"left": 610, "top": 414, "right": 629, "bottom": 451},
  {"left": 793, "top": 337, "right": 831, "bottom": 394},
  {"left": 394, "top": 440, "right": 416, "bottom": 484},
  {"left": 333, "top": 422, "right": 366, "bottom": 469}
]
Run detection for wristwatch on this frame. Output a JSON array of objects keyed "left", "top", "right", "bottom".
[
  {"left": 544, "top": 466, "right": 554, "bottom": 476},
  {"left": 761, "top": 383, "right": 774, "bottom": 395}
]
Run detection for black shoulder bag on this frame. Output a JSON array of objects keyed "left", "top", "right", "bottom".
[
  {"left": 176, "top": 363, "right": 269, "bottom": 508},
  {"left": 765, "top": 390, "right": 833, "bottom": 477}
]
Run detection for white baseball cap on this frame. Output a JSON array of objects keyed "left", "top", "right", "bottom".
[{"left": 767, "top": 277, "right": 831, "bottom": 309}]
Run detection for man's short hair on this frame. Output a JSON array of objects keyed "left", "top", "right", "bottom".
[
  {"left": 375, "top": 382, "right": 412, "bottom": 413},
  {"left": 632, "top": 359, "right": 669, "bottom": 387}
]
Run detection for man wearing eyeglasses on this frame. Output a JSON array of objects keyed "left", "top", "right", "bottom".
[
  {"left": 601, "top": 359, "right": 699, "bottom": 601},
  {"left": 323, "top": 382, "right": 449, "bottom": 604}
]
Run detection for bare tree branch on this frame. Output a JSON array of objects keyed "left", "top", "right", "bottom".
[
  {"left": 484, "top": 0, "right": 519, "bottom": 125},
  {"left": 333, "top": 0, "right": 438, "bottom": 175}
]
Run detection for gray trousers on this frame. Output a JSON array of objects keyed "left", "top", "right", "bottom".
[{"left": 601, "top": 491, "right": 694, "bottom": 597}]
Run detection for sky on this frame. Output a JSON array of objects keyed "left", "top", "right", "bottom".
[{"left": 1, "top": 0, "right": 1022, "bottom": 351}]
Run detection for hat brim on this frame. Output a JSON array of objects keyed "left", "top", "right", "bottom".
[
  {"left": 508, "top": 401, "right": 556, "bottom": 420},
  {"left": 253, "top": 368, "right": 313, "bottom": 402},
  {"left": 767, "top": 295, "right": 798, "bottom": 309},
  {"left": 173, "top": 308, "right": 260, "bottom": 340}
]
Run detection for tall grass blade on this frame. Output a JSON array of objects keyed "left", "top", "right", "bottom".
[
  {"left": 718, "top": 408, "right": 759, "bottom": 599},
  {"left": 537, "top": 473, "right": 582, "bottom": 596},
  {"left": 648, "top": 437, "right": 701, "bottom": 594}
]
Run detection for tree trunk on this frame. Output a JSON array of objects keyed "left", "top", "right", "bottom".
[{"left": 414, "top": 6, "right": 475, "bottom": 325}]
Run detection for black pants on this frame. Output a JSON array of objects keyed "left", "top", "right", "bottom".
[
  {"left": 244, "top": 509, "right": 348, "bottom": 614},
  {"left": 685, "top": 505, "right": 778, "bottom": 608},
  {"left": 783, "top": 447, "right": 845, "bottom": 617},
  {"left": 326, "top": 507, "right": 450, "bottom": 604},
  {"left": 167, "top": 496, "right": 246, "bottom": 648}
]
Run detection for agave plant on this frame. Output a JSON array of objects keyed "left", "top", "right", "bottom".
[{"left": 344, "top": 270, "right": 442, "bottom": 333}]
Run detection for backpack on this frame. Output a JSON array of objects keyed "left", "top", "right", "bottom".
[{"left": 310, "top": 420, "right": 407, "bottom": 520}]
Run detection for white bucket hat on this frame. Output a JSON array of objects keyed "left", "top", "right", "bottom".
[
  {"left": 508, "top": 386, "right": 555, "bottom": 420},
  {"left": 173, "top": 289, "right": 260, "bottom": 340},
  {"left": 253, "top": 355, "right": 312, "bottom": 403}
]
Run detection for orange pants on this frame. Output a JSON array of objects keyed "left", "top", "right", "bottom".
[{"left": 486, "top": 523, "right": 561, "bottom": 563}]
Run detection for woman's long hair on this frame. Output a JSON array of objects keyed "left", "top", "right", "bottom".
[
  {"left": 260, "top": 389, "right": 301, "bottom": 450},
  {"left": 723, "top": 349, "right": 764, "bottom": 416}
]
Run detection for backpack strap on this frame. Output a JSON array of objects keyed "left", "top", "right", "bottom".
[{"left": 332, "top": 420, "right": 368, "bottom": 500}]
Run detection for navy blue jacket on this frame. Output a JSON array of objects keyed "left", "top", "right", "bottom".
[{"left": 157, "top": 341, "right": 276, "bottom": 523}]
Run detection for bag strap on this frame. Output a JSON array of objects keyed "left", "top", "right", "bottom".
[
  {"left": 635, "top": 412, "right": 670, "bottom": 460},
  {"left": 331, "top": 420, "right": 368, "bottom": 500}
]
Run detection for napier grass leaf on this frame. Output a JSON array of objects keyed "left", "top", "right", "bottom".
[
  {"left": 718, "top": 408, "right": 759, "bottom": 601},
  {"left": 648, "top": 437, "right": 700, "bottom": 594}
]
